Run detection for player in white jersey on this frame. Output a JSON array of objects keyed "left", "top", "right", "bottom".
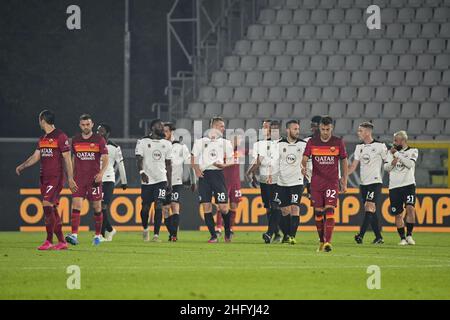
[
  {"left": 135, "top": 119, "right": 172, "bottom": 242},
  {"left": 191, "top": 117, "right": 234, "bottom": 243},
  {"left": 162, "top": 122, "right": 194, "bottom": 242},
  {"left": 348, "top": 122, "right": 387, "bottom": 245},
  {"left": 271, "top": 120, "right": 307, "bottom": 245},
  {"left": 303, "top": 115, "right": 322, "bottom": 198},
  {"left": 383, "top": 130, "right": 418, "bottom": 246},
  {"left": 97, "top": 123, "right": 128, "bottom": 242},
  {"left": 246, "top": 120, "right": 282, "bottom": 244}
]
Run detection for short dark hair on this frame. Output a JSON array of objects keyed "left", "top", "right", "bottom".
[
  {"left": 210, "top": 116, "right": 224, "bottom": 127},
  {"left": 150, "top": 118, "right": 162, "bottom": 129},
  {"left": 320, "top": 116, "right": 333, "bottom": 126},
  {"left": 311, "top": 115, "right": 322, "bottom": 125},
  {"left": 270, "top": 120, "right": 280, "bottom": 128},
  {"left": 98, "top": 123, "right": 111, "bottom": 134},
  {"left": 39, "top": 110, "right": 55, "bottom": 125},
  {"left": 79, "top": 113, "right": 92, "bottom": 121},
  {"left": 164, "top": 122, "right": 176, "bottom": 131},
  {"left": 286, "top": 119, "right": 299, "bottom": 128},
  {"left": 359, "top": 121, "right": 374, "bottom": 130}
]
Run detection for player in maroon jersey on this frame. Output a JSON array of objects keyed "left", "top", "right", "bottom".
[
  {"left": 302, "top": 116, "right": 348, "bottom": 252},
  {"left": 16, "top": 110, "right": 77, "bottom": 250},
  {"left": 65, "top": 114, "right": 109, "bottom": 246},
  {"left": 216, "top": 133, "right": 243, "bottom": 238}
]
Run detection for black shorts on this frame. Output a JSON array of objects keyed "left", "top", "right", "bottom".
[
  {"left": 102, "top": 181, "right": 115, "bottom": 205},
  {"left": 260, "top": 183, "right": 276, "bottom": 209},
  {"left": 360, "top": 183, "right": 382, "bottom": 204},
  {"left": 273, "top": 184, "right": 304, "bottom": 208},
  {"left": 198, "top": 170, "right": 228, "bottom": 204},
  {"left": 164, "top": 185, "right": 183, "bottom": 205},
  {"left": 141, "top": 182, "right": 167, "bottom": 206},
  {"left": 389, "top": 184, "right": 416, "bottom": 215}
]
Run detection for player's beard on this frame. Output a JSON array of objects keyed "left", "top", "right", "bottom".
[{"left": 83, "top": 128, "right": 92, "bottom": 135}]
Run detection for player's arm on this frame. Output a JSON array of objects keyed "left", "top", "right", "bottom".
[
  {"left": 62, "top": 151, "right": 78, "bottom": 193},
  {"left": 384, "top": 148, "right": 399, "bottom": 171},
  {"left": 191, "top": 155, "right": 204, "bottom": 178},
  {"left": 136, "top": 155, "right": 149, "bottom": 184},
  {"left": 301, "top": 155, "right": 309, "bottom": 177},
  {"left": 340, "top": 158, "right": 349, "bottom": 193},
  {"left": 95, "top": 154, "right": 109, "bottom": 183},
  {"left": 394, "top": 150, "right": 417, "bottom": 169},
  {"left": 347, "top": 159, "right": 359, "bottom": 175},
  {"left": 16, "top": 150, "right": 41, "bottom": 175},
  {"left": 116, "top": 147, "right": 128, "bottom": 189},
  {"left": 165, "top": 159, "right": 172, "bottom": 190}
]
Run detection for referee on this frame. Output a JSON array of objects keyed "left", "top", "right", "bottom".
[{"left": 191, "top": 117, "right": 234, "bottom": 243}]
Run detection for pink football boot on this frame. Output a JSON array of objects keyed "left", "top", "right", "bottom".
[{"left": 37, "top": 240, "right": 54, "bottom": 250}]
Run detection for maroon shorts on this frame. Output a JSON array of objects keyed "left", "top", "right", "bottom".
[
  {"left": 227, "top": 183, "right": 242, "bottom": 204},
  {"left": 310, "top": 184, "right": 339, "bottom": 209},
  {"left": 73, "top": 178, "right": 103, "bottom": 201},
  {"left": 40, "top": 175, "right": 64, "bottom": 205}
]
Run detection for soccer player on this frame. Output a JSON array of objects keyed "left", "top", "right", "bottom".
[
  {"left": 66, "top": 114, "right": 109, "bottom": 246},
  {"left": 136, "top": 119, "right": 172, "bottom": 242},
  {"left": 348, "top": 122, "right": 386, "bottom": 244},
  {"left": 97, "top": 123, "right": 128, "bottom": 242},
  {"left": 270, "top": 120, "right": 307, "bottom": 245},
  {"left": 162, "top": 122, "right": 194, "bottom": 241},
  {"left": 383, "top": 130, "right": 418, "bottom": 246},
  {"left": 216, "top": 132, "right": 243, "bottom": 239},
  {"left": 302, "top": 116, "right": 348, "bottom": 252},
  {"left": 191, "top": 117, "right": 234, "bottom": 243},
  {"left": 246, "top": 120, "right": 282, "bottom": 243},
  {"left": 16, "top": 110, "right": 77, "bottom": 250}
]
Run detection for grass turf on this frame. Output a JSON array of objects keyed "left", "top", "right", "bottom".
[{"left": 1, "top": 231, "right": 450, "bottom": 299}]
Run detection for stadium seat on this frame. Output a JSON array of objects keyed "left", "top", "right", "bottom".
[
  {"left": 292, "top": 55, "right": 310, "bottom": 70},
  {"left": 223, "top": 56, "right": 239, "bottom": 71},
  {"left": 374, "top": 39, "right": 391, "bottom": 54},
  {"left": 389, "top": 119, "right": 408, "bottom": 134},
  {"left": 334, "top": 71, "right": 350, "bottom": 86},
  {"left": 430, "top": 86, "right": 448, "bottom": 102},
  {"left": 259, "top": 9, "right": 276, "bottom": 24},
  {"left": 285, "top": 40, "right": 302, "bottom": 55},
  {"left": 379, "top": 55, "right": 397, "bottom": 70},
  {"left": 386, "top": 24, "right": 403, "bottom": 39},
  {"left": 273, "top": 55, "right": 292, "bottom": 70},
  {"left": 280, "top": 71, "right": 298, "bottom": 86},
  {"left": 303, "top": 40, "right": 321, "bottom": 54},
  {"left": 316, "top": 71, "right": 333, "bottom": 86},
  {"left": 329, "top": 103, "right": 347, "bottom": 118},
  {"left": 398, "top": 8, "right": 415, "bottom": 23},
  {"left": 199, "top": 86, "right": 216, "bottom": 102},
  {"left": 245, "top": 71, "right": 262, "bottom": 87},
  {"left": 390, "top": 0, "right": 407, "bottom": 8},
  {"left": 412, "top": 87, "right": 430, "bottom": 102},
  {"left": 338, "top": 0, "right": 354, "bottom": 8},
  {"left": 274, "top": 103, "right": 292, "bottom": 119},
  {"left": 293, "top": 9, "right": 310, "bottom": 24},
  {"left": 398, "top": 55, "right": 416, "bottom": 70},
  {"left": 364, "top": 102, "right": 383, "bottom": 118},
  {"left": 445, "top": 120, "right": 450, "bottom": 134},
  {"left": 276, "top": 9, "right": 293, "bottom": 24},
  {"left": 340, "top": 87, "right": 357, "bottom": 102},
  {"left": 392, "top": 39, "right": 410, "bottom": 55},
  {"left": 250, "top": 40, "right": 268, "bottom": 55},
  {"left": 216, "top": 87, "right": 233, "bottom": 102},
  {"left": 409, "top": 39, "right": 427, "bottom": 55},
  {"left": 322, "top": 40, "right": 338, "bottom": 54},
  {"left": 440, "top": 23, "right": 450, "bottom": 38},
  {"left": 281, "top": 25, "right": 298, "bottom": 39},
  {"left": 264, "top": 25, "right": 281, "bottom": 40},
  {"left": 235, "top": 40, "right": 251, "bottom": 55},
  {"left": 386, "top": 70, "right": 403, "bottom": 86},
  {"left": 329, "top": 55, "right": 346, "bottom": 70},
  {"left": 438, "top": 103, "right": 450, "bottom": 118},
  {"left": 405, "top": 70, "right": 423, "bottom": 86},
  {"left": 381, "top": 8, "right": 397, "bottom": 24},
  {"left": 268, "top": 87, "right": 286, "bottom": 102},
  {"left": 350, "top": 25, "right": 367, "bottom": 39},
  {"left": 358, "top": 87, "right": 375, "bottom": 102},
  {"left": 268, "top": 40, "right": 286, "bottom": 55},
  {"left": 345, "top": 55, "right": 362, "bottom": 70},
  {"left": 311, "top": 9, "right": 327, "bottom": 24},
  {"left": 187, "top": 103, "right": 204, "bottom": 118},
  {"left": 222, "top": 103, "right": 240, "bottom": 119},
  {"left": 434, "top": 7, "right": 450, "bottom": 22},
  {"left": 303, "top": 0, "right": 318, "bottom": 9},
  {"left": 443, "top": 70, "right": 450, "bottom": 85},
  {"left": 228, "top": 71, "right": 245, "bottom": 87},
  {"left": 421, "top": 23, "right": 439, "bottom": 38},
  {"left": 285, "top": 0, "right": 301, "bottom": 9},
  {"left": 375, "top": 87, "right": 393, "bottom": 102},
  {"left": 176, "top": 118, "right": 193, "bottom": 131},
  {"left": 321, "top": 0, "right": 336, "bottom": 9},
  {"left": 293, "top": 103, "right": 311, "bottom": 118},
  {"left": 371, "top": 119, "right": 389, "bottom": 135},
  {"left": 404, "top": 23, "right": 421, "bottom": 38},
  {"left": 211, "top": 71, "right": 228, "bottom": 86},
  {"left": 419, "top": 102, "right": 438, "bottom": 119},
  {"left": 400, "top": 102, "right": 419, "bottom": 118},
  {"left": 356, "top": 39, "right": 373, "bottom": 54},
  {"left": 363, "top": 55, "right": 381, "bottom": 70},
  {"left": 351, "top": 70, "right": 369, "bottom": 85},
  {"left": 262, "top": 71, "right": 281, "bottom": 86},
  {"left": 415, "top": 169, "right": 430, "bottom": 185},
  {"left": 228, "top": 119, "right": 246, "bottom": 130},
  {"left": 257, "top": 103, "right": 276, "bottom": 118},
  {"left": 417, "top": 55, "right": 434, "bottom": 70},
  {"left": 298, "top": 71, "right": 316, "bottom": 86},
  {"left": 338, "top": 39, "right": 356, "bottom": 54},
  {"left": 304, "top": 87, "right": 322, "bottom": 102},
  {"left": 333, "top": 24, "right": 350, "bottom": 39},
  {"left": 429, "top": 39, "right": 446, "bottom": 54},
  {"left": 247, "top": 25, "right": 263, "bottom": 40},
  {"left": 286, "top": 87, "right": 304, "bottom": 102},
  {"left": 383, "top": 102, "right": 402, "bottom": 118},
  {"left": 421, "top": 152, "right": 443, "bottom": 169},
  {"left": 345, "top": 8, "right": 362, "bottom": 23},
  {"left": 422, "top": 70, "right": 441, "bottom": 86},
  {"left": 246, "top": 119, "right": 261, "bottom": 131},
  {"left": 347, "top": 102, "right": 365, "bottom": 118},
  {"left": 240, "top": 56, "right": 257, "bottom": 70},
  {"left": 310, "top": 55, "right": 327, "bottom": 70},
  {"left": 239, "top": 103, "right": 257, "bottom": 118},
  {"left": 323, "top": 87, "right": 340, "bottom": 102},
  {"left": 250, "top": 87, "right": 269, "bottom": 103},
  {"left": 334, "top": 119, "right": 353, "bottom": 135},
  {"left": 407, "top": 119, "right": 426, "bottom": 134},
  {"left": 435, "top": 54, "right": 450, "bottom": 70},
  {"left": 234, "top": 87, "right": 251, "bottom": 102},
  {"left": 269, "top": 0, "right": 285, "bottom": 9},
  {"left": 393, "top": 87, "right": 412, "bottom": 102},
  {"left": 316, "top": 25, "right": 333, "bottom": 39},
  {"left": 256, "top": 55, "right": 274, "bottom": 71},
  {"left": 204, "top": 103, "right": 222, "bottom": 117}
]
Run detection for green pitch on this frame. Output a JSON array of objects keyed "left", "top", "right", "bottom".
[{"left": 1, "top": 231, "right": 450, "bottom": 300}]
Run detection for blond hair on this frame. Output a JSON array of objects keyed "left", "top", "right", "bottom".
[{"left": 394, "top": 130, "right": 408, "bottom": 141}]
